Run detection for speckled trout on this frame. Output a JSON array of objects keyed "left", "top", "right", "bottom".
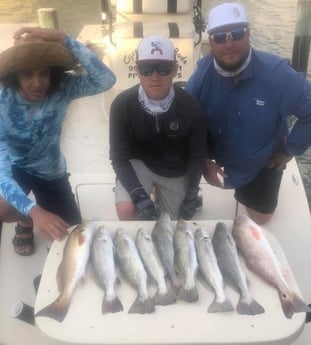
[
  {"left": 114, "top": 227, "right": 155, "bottom": 314},
  {"left": 151, "top": 212, "right": 180, "bottom": 292},
  {"left": 232, "top": 214, "right": 311, "bottom": 319},
  {"left": 136, "top": 227, "right": 176, "bottom": 306},
  {"left": 35, "top": 222, "right": 96, "bottom": 322},
  {"left": 212, "top": 221, "right": 265, "bottom": 315},
  {"left": 91, "top": 225, "right": 123, "bottom": 314},
  {"left": 174, "top": 220, "right": 199, "bottom": 303},
  {"left": 195, "top": 228, "right": 234, "bottom": 313}
]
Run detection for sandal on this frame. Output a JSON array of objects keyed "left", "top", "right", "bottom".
[{"left": 12, "top": 224, "right": 34, "bottom": 256}]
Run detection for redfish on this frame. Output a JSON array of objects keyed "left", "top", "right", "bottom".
[
  {"left": 35, "top": 222, "right": 96, "bottom": 322},
  {"left": 232, "top": 214, "right": 311, "bottom": 319}
]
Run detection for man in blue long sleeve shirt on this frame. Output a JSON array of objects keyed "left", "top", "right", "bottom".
[
  {"left": 0, "top": 27, "right": 116, "bottom": 255},
  {"left": 186, "top": 3, "right": 311, "bottom": 224}
]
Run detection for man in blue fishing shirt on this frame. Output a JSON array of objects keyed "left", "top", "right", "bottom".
[
  {"left": 186, "top": 3, "right": 311, "bottom": 225},
  {"left": 0, "top": 27, "right": 116, "bottom": 255}
]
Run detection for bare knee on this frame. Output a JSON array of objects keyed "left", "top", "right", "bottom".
[
  {"left": 116, "top": 202, "right": 136, "bottom": 220},
  {"left": 245, "top": 207, "right": 274, "bottom": 225}
]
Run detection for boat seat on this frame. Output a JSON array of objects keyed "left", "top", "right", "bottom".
[
  {"left": 98, "top": 0, "right": 200, "bottom": 111},
  {"left": 116, "top": 0, "right": 192, "bottom": 14},
  {"left": 75, "top": 181, "right": 237, "bottom": 221}
]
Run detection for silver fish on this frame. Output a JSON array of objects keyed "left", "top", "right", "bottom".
[
  {"left": 114, "top": 227, "right": 155, "bottom": 314},
  {"left": 212, "top": 221, "right": 265, "bottom": 315},
  {"left": 136, "top": 227, "right": 176, "bottom": 306},
  {"left": 91, "top": 225, "right": 123, "bottom": 314},
  {"left": 151, "top": 212, "right": 180, "bottom": 291},
  {"left": 194, "top": 228, "right": 234, "bottom": 313},
  {"left": 36, "top": 222, "right": 96, "bottom": 322},
  {"left": 174, "top": 220, "right": 199, "bottom": 303},
  {"left": 232, "top": 214, "right": 311, "bottom": 319}
]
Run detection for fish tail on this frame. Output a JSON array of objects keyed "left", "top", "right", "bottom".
[
  {"left": 279, "top": 290, "right": 311, "bottom": 319},
  {"left": 236, "top": 296, "right": 265, "bottom": 315},
  {"left": 170, "top": 278, "right": 180, "bottom": 296},
  {"left": 177, "top": 285, "right": 199, "bottom": 303},
  {"left": 128, "top": 296, "right": 155, "bottom": 314},
  {"left": 35, "top": 297, "right": 69, "bottom": 322},
  {"left": 102, "top": 296, "right": 124, "bottom": 314},
  {"left": 152, "top": 289, "right": 176, "bottom": 306},
  {"left": 208, "top": 297, "right": 234, "bottom": 313}
]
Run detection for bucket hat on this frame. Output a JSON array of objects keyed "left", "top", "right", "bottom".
[{"left": 0, "top": 38, "right": 75, "bottom": 79}]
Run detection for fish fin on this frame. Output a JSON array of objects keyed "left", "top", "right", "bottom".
[
  {"left": 78, "top": 233, "right": 86, "bottom": 246},
  {"left": 102, "top": 296, "right": 124, "bottom": 314},
  {"left": 208, "top": 297, "right": 234, "bottom": 313},
  {"left": 152, "top": 289, "right": 176, "bottom": 306},
  {"left": 165, "top": 277, "right": 179, "bottom": 297},
  {"left": 279, "top": 290, "right": 311, "bottom": 319},
  {"left": 128, "top": 296, "right": 155, "bottom": 314},
  {"left": 35, "top": 296, "right": 70, "bottom": 323},
  {"left": 236, "top": 296, "right": 265, "bottom": 315},
  {"left": 177, "top": 285, "right": 199, "bottom": 303}
]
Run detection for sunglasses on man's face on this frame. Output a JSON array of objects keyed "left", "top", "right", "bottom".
[
  {"left": 137, "top": 62, "right": 174, "bottom": 76},
  {"left": 210, "top": 27, "right": 248, "bottom": 44}
]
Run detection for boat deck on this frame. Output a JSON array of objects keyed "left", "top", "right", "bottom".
[
  {"left": 0, "top": 92, "right": 311, "bottom": 344},
  {"left": 0, "top": 23, "right": 311, "bottom": 345}
]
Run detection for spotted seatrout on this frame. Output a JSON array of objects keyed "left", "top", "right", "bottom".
[
  {"left": 195, "top": 228, "right": 234, "bottom": 313},
  {"left": 91, "top": 225, "right": 123, "bottom": 314},
  {"left": 136, "top": 228, "right": 176, "bottom": 306},
  {"left": 151, "top": 212, "right": 180, "bottom": 292},
  {"left": 174, "top": 220, "right": 199, "bottom": 303},
  {"left": 114, "top": 227, "right": 155, "bottom": 314},
  {"left": 212, "top": 221, "right": 265, "bottom": 315}
]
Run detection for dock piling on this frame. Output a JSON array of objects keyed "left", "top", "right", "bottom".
[{"left": 291, "top": 0, "right": 311, "bottom": 76}]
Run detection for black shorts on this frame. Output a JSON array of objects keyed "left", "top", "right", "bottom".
[
  {"left": 234, "top": 166, "right": 283, "bottom": 214},
  {"left": 12, "top": 166, "right": 81, "bottom": 225}
]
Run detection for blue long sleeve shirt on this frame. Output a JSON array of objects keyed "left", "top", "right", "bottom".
[
  {"left": 186, "top": 49, "right": 311, "bottom": 188},
  {"left": 0, "top": 35, "right": 116, "bottom": 216}
]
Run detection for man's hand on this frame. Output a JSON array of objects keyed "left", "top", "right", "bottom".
[
  {"left": 266, "top": 149, "right": 292, "bottom": 170},
  {"left": 29, "top": 205, "right": 69, "bottom": 241},
  {"left": 203, "top": 159, "right": 226, "bottom": 188},
  {"left": 180, "top": 198, "right": 198, "bottom": 220},
  {"left": 179, "top": 188, "right": 202, "bottom": 220},
  {"left": 14, "top": 27, "right": 67, "bottom": 44},
  {"left": 130, "top": 187, "right": 159, "bottom": 220}
]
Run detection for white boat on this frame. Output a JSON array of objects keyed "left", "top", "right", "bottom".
[{"left": 0, "top": 1, "right": 311, "bottom": 344}]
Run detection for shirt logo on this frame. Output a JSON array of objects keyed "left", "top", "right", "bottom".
[
  {"left": 170, "top": 121, "right": 179, "bottom": 131},
  {"left": 254, "top": 98, "right": 265, "bottom": 106}
]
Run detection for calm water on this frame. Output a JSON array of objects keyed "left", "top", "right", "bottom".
[{"left": 0, "top": 0, "right": 310, "bottom": 209}]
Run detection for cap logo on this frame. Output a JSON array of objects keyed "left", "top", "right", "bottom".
[
  {"left": 232, "top": 7, "right": 241, "bottom": 18},
  {"left": 150, "top": 41, "right": 163, "bottom": 56}
]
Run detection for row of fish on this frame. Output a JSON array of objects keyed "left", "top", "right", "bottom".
[{"left": 35, "top": 213, "right": 311, "bottom": 322}]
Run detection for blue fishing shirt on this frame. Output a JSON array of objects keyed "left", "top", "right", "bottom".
[
  {"left": 186, "top": 49, "right": 311, "bottom": 188},
  {"left": 0, "top": 35, "right": 116, "bottom": 216}
]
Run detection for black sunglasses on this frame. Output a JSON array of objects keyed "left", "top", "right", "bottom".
[
  {"left": 210, "top": 27, "right": 248, "bottom": 44},
  {"left": 137, "top": 62, "right": 174, "bottom": 76}
]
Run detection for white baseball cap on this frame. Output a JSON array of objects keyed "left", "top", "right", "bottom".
[
  {"left": 206, "top": 3, "right": 249, "bottom": 34},
  {"left": 136, "top": 35, "right": 176, "bottom": 62}
]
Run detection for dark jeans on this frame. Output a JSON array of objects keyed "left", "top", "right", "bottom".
[{"left": 12, "top": 166, "right": 81, "bottom": 225}]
